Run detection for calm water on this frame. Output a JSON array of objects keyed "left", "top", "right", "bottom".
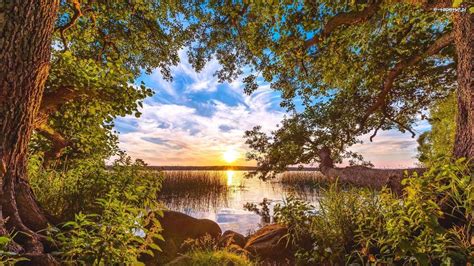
[{"left": 159, "top": 170, "right": 320, "bottom": 235}]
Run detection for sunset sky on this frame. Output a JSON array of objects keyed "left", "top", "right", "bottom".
[{"left": 114, "top": 50, "right": 430, "bottom": 168}]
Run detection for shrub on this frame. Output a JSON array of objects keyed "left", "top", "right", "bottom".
[
  {"left": 273, "top": 158, "right": 473, "bottom": 265},
  {"left": 29, "top": 151, "right": 162, "bottom": 222},
  {"left": 51, "top": 190, "right": 163, "bottom": 264},
  {"left": 175, "top": 250, "right": 252, "bottom": 266},
  {"left": 352, "top": 158, "right": 473, "bottom": 265},
  {"left": 29, "top": 152, "right": 165, "bottom": 264}
]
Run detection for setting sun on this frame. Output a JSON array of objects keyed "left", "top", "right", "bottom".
[{"left": 223, "top": 149, "right": 239, "bottom": 163}]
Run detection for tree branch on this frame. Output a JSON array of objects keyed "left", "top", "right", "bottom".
[
  {"left": 359, "top": 31, "right": 454, "bottom": 128},
  {"left": 35, "top": 124, "right": 69, "bottom": 165},
  {"left": 40, "top": 87, "right": 78, "bottom": 115},
  {"left": 304, "top": 0, "right": 382, "bottom": 49},
  {"left": 55, "top": 0, "right": 83, "bottom": 50}
]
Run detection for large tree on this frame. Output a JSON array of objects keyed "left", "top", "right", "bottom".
[
  {"left": 0, "top": 0, "right": 196, "bottom": 262},
  {"left": 1, "top": 1, "right": 60, "bottom": 263},
  {"left": 189, "top": 0, "right": 472, "bottom": 190}
]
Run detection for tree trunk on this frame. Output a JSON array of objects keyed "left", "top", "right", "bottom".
[
  {"left": 0, "top": 0, "right": 59, "bottom": 263},
  {"left": 453, "top": 7, "right": 474, "bottom": 160}
]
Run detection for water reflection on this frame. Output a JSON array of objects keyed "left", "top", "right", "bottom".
[
  {"left": 226, "top": 170, "right": 234, "bottom": 186},
  {"left": 159, "top": 170, "right": 321, "bottom": 234}
]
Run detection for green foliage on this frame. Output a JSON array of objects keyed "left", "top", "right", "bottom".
[
  {"left": 32, "top": 1, "right": 199, "bottom": 163},
  {"left": 417, "top": 93, "right": 457, "bottom": 166},
  {"left": 52, "top": 190, "right": 163, "bottom": 265},
  {"left": 176, "top": 234, "right": 252, "bottom": 266},
  {"left": 273, "top": 159, "right": 473, "bottom": 265},
  {"left": 173, "top": 250, "right": 252, "bottom": 266},
  {"left": 244, "top": 198, "right": 272, "bottom": 224},
  {"left": 29, "top": 152, "right": 162, "bottom": 221},
  {"left": 0, "top": 233, "right": 28, "bottom": 265},
  {"left": 29, "top": 153, "right": 164, "bottom": 263},
  {"left": 191, "top": 1, "right": 456, "bottom": 176}
]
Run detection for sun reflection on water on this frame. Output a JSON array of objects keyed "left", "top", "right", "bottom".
[{"left": 226, "top": 170, "right": 235, "bottom": 186}]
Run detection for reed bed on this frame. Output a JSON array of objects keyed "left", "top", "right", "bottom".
[
  {"left": 159, "top": 171, "right": 230, "bottom": 212},
  {"left": 276, "top": 171, "right": 326, "bottom": 199}
]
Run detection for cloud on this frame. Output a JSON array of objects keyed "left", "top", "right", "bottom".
[
  {"left": 116, "top": 50, "right": 428, "bottom": 168},
  {"left": 116, "top": 90, "right": 284, "bottom": 166}
]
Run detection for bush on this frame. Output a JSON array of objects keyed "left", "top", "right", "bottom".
[
  {"left": 273, "top": 158, "right": 473, "bottom": 265},
  {"left": 51, "top": 190, "right": 163, "bottom": 264},
  {"left": 173, "top": 250, "right": 252, "bottom": 266},
  {"left": 29, "top": 151, "right": 162, "bottom": 221},
  {"left": 29, "top": 152, "right": 164, "bottom": 264}
]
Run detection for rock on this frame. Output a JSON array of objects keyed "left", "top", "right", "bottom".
[
  {"left": 218, "top": 230, "right": 246, "bottom": 248},
  {"left": 244, "top": 224, "right": 291, "bottom": 260},
  {"left": 141, "top": 210, "right": 222, "bottom": 265}
]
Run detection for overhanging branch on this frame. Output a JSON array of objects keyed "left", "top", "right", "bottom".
[
  {"left": 304, "top": 0, "right": 381, "bottom": 49},
  {"left": 359, "top": 31, "right": 454, "bottom": 128}
]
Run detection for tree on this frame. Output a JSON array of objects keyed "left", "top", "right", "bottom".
[
  {"left": 189, "top": 1, "right": 472, "bottom": 189},
  {"left": 417, "top": 93, "right": 456, "bottom": 165},
  {"left": 1, "top": 1, "right": 60, "bottom": 263},
  {"left": 1, "top": 0, "right": 196, "bottom": 261}
]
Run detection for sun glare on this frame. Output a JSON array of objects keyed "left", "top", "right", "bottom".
[{"left": 223, "top": 149, "right": 239, "bottom": 163}]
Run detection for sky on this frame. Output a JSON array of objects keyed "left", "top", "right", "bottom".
[{"left": 114, "top": 50, "right": 429, "bottom": 168}]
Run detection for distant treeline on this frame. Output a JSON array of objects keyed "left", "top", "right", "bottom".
[{"left": 144, "top": 166, "right": 320, "bottom": 171}]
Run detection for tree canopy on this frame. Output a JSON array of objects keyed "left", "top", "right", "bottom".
[
  {"left": 32, "top": 1, "right": 198, "bottom": 165},
  {"left": 188, "top": 0, "right": 458, "bottom": 177}
]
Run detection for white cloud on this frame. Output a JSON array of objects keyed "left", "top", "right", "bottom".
[
  {"left": 117, "top": 91, "right": 284, "bottom": 166},
  {"left": 117, "top": 50, "right": 428, "bottom": 168}
]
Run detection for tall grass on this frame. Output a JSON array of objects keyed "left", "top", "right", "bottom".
[
  {"left": 276, "top": 171, "right": 326, "bottom": 199},
  {"left": 159, "top": 171, "right": 231, "bottom": 212}
]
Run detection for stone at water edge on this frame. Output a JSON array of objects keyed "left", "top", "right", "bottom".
[
  {"left": 140, "top": 210, "right": 222, "bottom": 265},
  {"left": 244, "top": 224, "right": 292, "bottom": 260},
  {"left": 218, "top": 230, "right": 247, "bottom": 248}
]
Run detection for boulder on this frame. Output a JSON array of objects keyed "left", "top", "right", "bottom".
[
  {"left": 218, "top": 230, "right": 246, "bottom": 248},
  {"left": 141, "top": 210, "right": 222, "bottom": 265},
  {"left": 244, "top": 224, "right": 291, "bottom": 260}
]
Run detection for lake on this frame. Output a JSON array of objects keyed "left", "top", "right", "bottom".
[{"left": 158, "top": 170, "right": 322, "bottom": 235}]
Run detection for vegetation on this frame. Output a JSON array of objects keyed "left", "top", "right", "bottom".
[
  {"left": 272, "top": 159, "right": 473, "bottom": 265},
  {"left": 173, "top": 250, "right": 252, "bottom": 266},
  {"left": 159, "top": 171, "right": 235, "bottom": 211},
  {"left": 178, "top": 234, "right": 252, "bottom": 266},
  {"left": 417, "top": 92, "right": 457, "bottom": 166},
  {"left": 28, "top": 153, "right": 164, "bottom": 264},
  {"left": 0, "top": 0, "right": 472, "bottom": 264},
  {"left": 188, "top": 1, "right": 472, "bottom": 179}
]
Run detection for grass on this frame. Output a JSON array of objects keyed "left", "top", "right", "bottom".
[
  {"left": 159, "top": 171, "right": 232, "bottom": 211},
  {"left": 275, "top": 171, "right": 326, "bottom": 199},
  {"left": 170, "top": 250, "right": 252, "bottom": 266}
]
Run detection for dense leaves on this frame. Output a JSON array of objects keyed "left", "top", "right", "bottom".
[
  {"left": 189, "top": 1, "right": 456, "bottom": 175},
  {"left": 32, "top": 0, "right": 198, "bottom": 163},
  {"left": 273, "top": 159, "right": 473, "bottom": 265},
  {"left": 417, "top": 93, "right": 457, "bottom": 166}
]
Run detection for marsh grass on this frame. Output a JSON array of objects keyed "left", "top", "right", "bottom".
[
  {"left": 159, "top": 171, "right": 233, "bottom": 211},
  {"left": 275, "top": 171, "right": 326, "bottom": 199}
]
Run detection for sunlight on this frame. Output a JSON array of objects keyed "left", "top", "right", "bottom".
[
  {"left": 226, "top": 170, "right": 235, "bottom": 186},
  {"left": 223, "top": 148, "right": 239, "bottom": 163}
]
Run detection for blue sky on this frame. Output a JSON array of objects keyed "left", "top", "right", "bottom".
[{"left": 114, "top": 49, "right": 429, "bottom": 167}]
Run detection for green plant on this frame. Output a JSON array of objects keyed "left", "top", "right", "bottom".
[
  {"left": 353, "top": 158, "right": 472, "bottom": 265},
  {"left": 0, "top": 233, "right": 28, "bottom": 265},
  {"left": 52, "top": 190, "right": 163, "bottom": 264},
  {"left": 272, "top": 159, "right": 473, "bottom": 265},
  {"left": 159, "top": 171, "right": 230, "bottom": 212},
  {"left": 29, "top": 152, "right": 162, "bottom": 222},
  {"left": 175, "top": 250, "right": 252, "bottom": 266},
  {"left": 244, "top": 198, "right": 272, "bottom": 224}
]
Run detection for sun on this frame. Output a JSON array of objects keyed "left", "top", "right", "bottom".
[{"left": 223, "top": 149, "right": 239, "bottom": 163}]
